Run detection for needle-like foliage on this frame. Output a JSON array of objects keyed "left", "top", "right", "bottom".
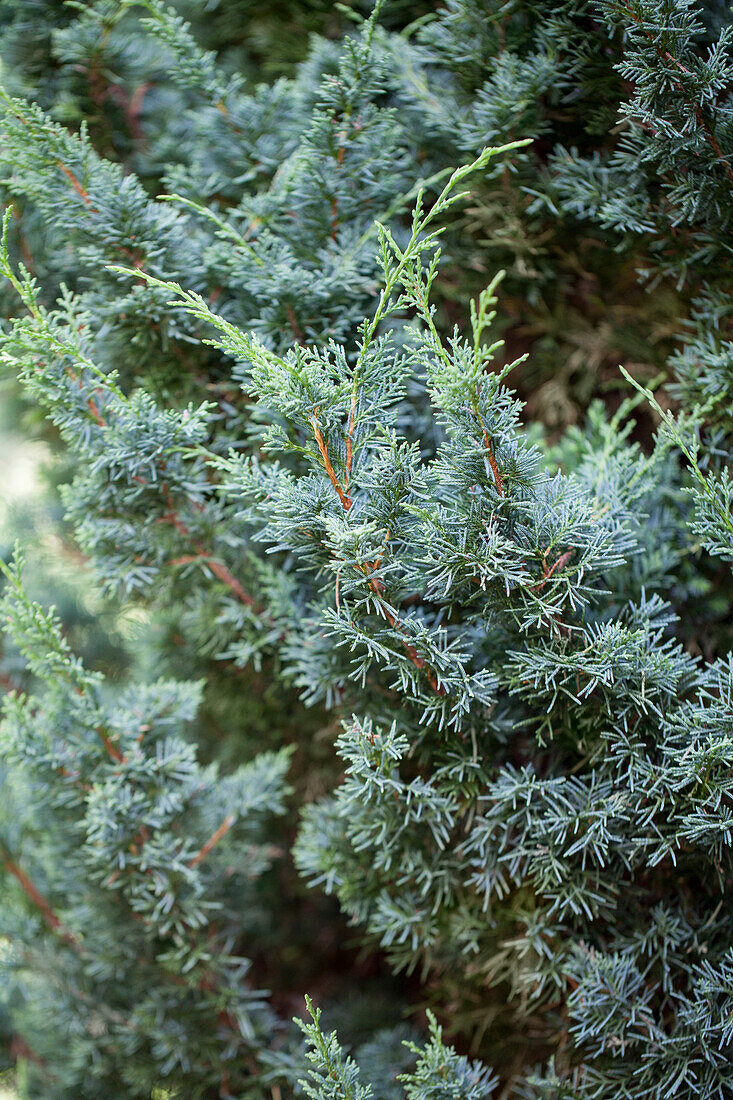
[{"left": 0, "top": 2, "right": 732, "bottom": 1098}]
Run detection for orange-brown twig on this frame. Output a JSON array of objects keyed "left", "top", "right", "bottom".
[
  {"left": 356, "top": 535, "right": 446, "bottom": 696},
  {"left": 474, "top": 410, "right": 504, "bottom": 496},
  {"left": 157, "top": 485, "right": 260, "bottom": 610},
  {"left": 55, "top": 372, "right": 259, "bottom": 611},
  {"left": 312, "top": 410, "right": 352, "bottom": 511},
  {"left": 63, "top": 360, "right": 107, "bottom": 428},
  {"left": 203, "top": 556, "right": 259, "bottom": 609},
  {"left": 100, "top": 731, "right": 125, "bottom": 763},
  {"left": 483, "top": 430, "right": 504, "bottom": 497},
  {"left": 56, "top": 161, "right": 97, "bottom": 210},
  {"left": 311, "top": 412, "right": 444, "bottom": 692},
  {"left": 10, "top": 1036, "right": 46, "bottom": 1069},
  {"left": 285, "top": 304, "right": 306, "bottom": 346},
  {"left": 3, "top": 859, "right": 79, "bottom": 948},
  {"left": 189, "top": 814, "right": 236, "bottom": 869},
  {"left": 125, "top": 81, "right": 152, "bottom": 144},
  {"left": 86, "top": 396, "right": 105, "bottom": 426},
  {"left": 532, "top": 549, "right": 574, "bottom": 593}
]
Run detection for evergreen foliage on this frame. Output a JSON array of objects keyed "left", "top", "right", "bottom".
[
  {"left": 0, "top": 1, "right": 732, "bottom": 1098},
  {"left": 0, "top": 553, "right": 293, "bottom": 1097}
]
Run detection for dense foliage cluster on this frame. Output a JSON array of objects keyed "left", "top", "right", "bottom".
[{"left": 0, "top": 2, "right": 732, "bottom": 1098}]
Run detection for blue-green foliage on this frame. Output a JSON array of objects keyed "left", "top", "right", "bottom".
[
  {"left": 298, "top": 1000, "right": 498, "bottom": 1100},
  {"left": 0, "top": 1, "right": 732, "bottom": 1099},
  {"left": 0, "top": 553, "right": 293, "bottom": 1097}
]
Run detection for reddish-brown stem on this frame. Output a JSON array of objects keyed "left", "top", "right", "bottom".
[
  {"left": 100, "top": 731, "right": 125, "bottom": 763},
  {"left": 473, "top": 409, "right": 504, "bottom": 496},
  {"left": 0, "top": 671, "right": 20, "bottom": 694},
  {"left": 157, "top": 483, "right": 260, "bottom": 609},
  {"left": 117, "top": 245, "right": 146, "bottom": 269},
  {"left": 125, "top": 81, "right": 152, "bottom": 144},
  {"left": 355, "top": 538, "right": 447, "bottom": 696},
  {"left": 63, "top": 361, "right": 107, "bottom": 428},
  {"left": 10, "top": 1036, "right": 46, "bottom": 1069},
  {"left": 60, "top": 371, "right": 258, "bottom": 610},
  {"left": 532, "top": 549, "right": 574, "bottom": 593},
  {"left": 189, "top": 814, "right": 236, "bottom": 869},
  {"left": 7, "top": 105, "right": 94, "bottom": 212},
  {"left": 87, "top": 396, "right": 105, "bottom": 427},
  {"left": 285, "top": 304, "right": 306, "bottom": 346},
  {"left": 243, "top": 216, "right": 262, "bottom": 242},
  {"left": 3, "top": 859, "right": 79, "bottom": 948},
  {"left": 12, "top": 208, "right": 36, "bottom": 273},
  {"left": 71, "top": 682, "right": 126, "bottom": 764},
  {"left": 202, "top": 554, "right": 259, "bottom": 609},
  {"left": 664, "top": 59, "right": 733, "bottom": 183},
  {"left": 400, "top": 639, "right": 444, "bottom": 695},
  {"left": 312, "top": 410, "right": 352, "bottom": 511},
  {"left": 56, "top": 161, "right": 97, "bottom": 210},
  {"left": 481, "top": 429, "right": 504, "bottom": 496},
  {"left": 330, "top": 197, "right": 340, "bottom": 241},
  {"left": 165, "top": 535, "right": 258, "bottom": 609}
]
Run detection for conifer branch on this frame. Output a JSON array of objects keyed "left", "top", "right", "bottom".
[
  {"left": 188, "top": 814, "right": 237, "bottom": 869},
  {"left": 2, "top": 5, "right": 732, "bottom": 1094},
  {"left": 620, "top": 2, "right": 733, "bottom": 184},
  {"left": 157, "top": 501, "right": 260, "bottom": 609},
  {"left": 2, "top": 857, "right": 80, "bottom": 950}
]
